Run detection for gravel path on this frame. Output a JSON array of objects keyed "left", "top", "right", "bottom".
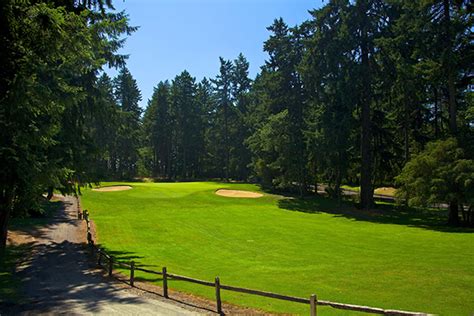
[{"left": 9, "top": 196, "right": 203, "bottom": 315}]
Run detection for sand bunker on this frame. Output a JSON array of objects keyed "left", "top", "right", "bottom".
[
  {"left": 215, "top": 189, "right": 263, "bottom": 198},
  {"left": 374, "top": 187, "right": 397, "bottom": 196},
  {"left": 92, "top": 185, "right": 132, "bottom": 192}
]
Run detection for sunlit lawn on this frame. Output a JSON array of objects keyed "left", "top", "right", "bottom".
[{"left": 81, "top": 182, "right": 474, "bottom": 315}]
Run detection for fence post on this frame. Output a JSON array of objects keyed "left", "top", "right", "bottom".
[
  {"left": 162, "top": 267, "right": 168, "bottom": 298},
  {"left": 97, "top": 248, "right": 102, "bottom": 266},
  {"left": 87, "top": 232, "right": 92, "bottom": 244},
  {"left": 130, "top": 261, "right": 135, "bottom": 287},
  {"left": 108, "top": 256, "right": 113, "bottom": 277},
  {"left": 215, "top": 277, "right": 222, "bottom": 315},
  {"left": 310, "top": 294, "right": 317, "bottom": 316}
]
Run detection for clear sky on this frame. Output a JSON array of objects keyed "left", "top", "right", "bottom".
[{"left": 107, "top": 0, "right": 324, "bottom": 108}]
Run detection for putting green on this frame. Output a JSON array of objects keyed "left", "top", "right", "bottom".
[{"left": 81, "top": 182, "right": 474, "bottom": 315}]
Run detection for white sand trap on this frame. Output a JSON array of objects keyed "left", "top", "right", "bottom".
[
  {"left": 92, "top": 185, "right": 132, "bottom": 192},
  {"left": 215, "top": 189, "right": 263, "bottom": 198}
]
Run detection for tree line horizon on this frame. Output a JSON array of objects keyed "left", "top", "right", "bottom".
[
  {"left": 100, "top": 1, "right": 472, "bottom": 225},
  {"left": 0, "top": 0, "right": 473, "bottom": 249}
]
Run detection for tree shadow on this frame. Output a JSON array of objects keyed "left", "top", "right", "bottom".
[
  {"left": 2, "top": 240, "right": 153, "bottom": 314},
  {"left": 2, "top": 196, "right": 199, "bottom": 315},
  {"left": 9, "top": 199, "right": 67, "bottom": 233},
  {"left": 0, "top": 243, "right": 34, "bottom": 308},
  {"left": 278, "top": 195, "right": 474, "bottom": 233}
]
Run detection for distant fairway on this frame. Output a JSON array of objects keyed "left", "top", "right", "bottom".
[{"left": 81, "top": 182, "right": 474, "bottom": 315}]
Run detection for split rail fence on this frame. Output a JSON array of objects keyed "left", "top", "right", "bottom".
[{"left": 79, "top": 207, "right": 431, "bottom": 316}]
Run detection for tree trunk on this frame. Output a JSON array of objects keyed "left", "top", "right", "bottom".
[
  {"left": 443, "top": 0, "right": 457, "bottom": 135},
  {"left": 433, "top": 87, "right": 439, "bottom": 137},
  {"left": 224, "top": 99, "right": 229, "bottom": 182},
  {"left": 358, "top": 0, "right": 374, "bottom": 210},
  {"left": 404, "top": 98, "right": 410, "bottom": 163},
  {"left": 335, "top": 169, "right": 342, "bottom": 202},
  {"left": 448, "top": 200, "right": 459, "bottom": 226},
  {"left": 46, "top": 186, "right": 54, "bottom": 200},
  {"left": 0, "top": 187, "right": 14, "bottom": 251},
  {"left": 0, "top": 209, "right": 10, "bottom": 251}
]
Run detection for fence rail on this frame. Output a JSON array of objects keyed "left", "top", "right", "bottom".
[{"left": 81, "top": 207, "right": 431, "bottom": 316}]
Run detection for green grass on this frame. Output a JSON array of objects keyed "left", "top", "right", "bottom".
[
  {"left": 81, "top": 182, "right": 474, "bottom": 315},
  {"left": 0, "top": 244, "right": 26, "bottom": 304},
  {"left": 341, "top": 184, "right": 361, "bottom": 192}
]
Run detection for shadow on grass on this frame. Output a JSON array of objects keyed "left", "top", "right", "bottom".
[
  {"left": 278, "top": 195, "right": 474, "bottom": 233},
  {"left": 1, "top": 199, "right": 67, "bottom": 309},
  {"left": 9, "top": 199, "right": 64, "bottom": 232},
  {"left": 96, "top": 248, "right": 164, "bottom": 272},
  {"left": 11, "top": 240, "right": 148, "bottom": 314},
  {"left": 0, "top": 243, "right": 33, "bottom": 308},
  {"left": 3, "top": 197, "right": 167, "bottom": 314},
  {"left": 103, "top": 249, "right": 146, "bottom": 262}
]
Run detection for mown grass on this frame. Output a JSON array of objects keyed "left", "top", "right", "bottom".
[{"left": 81, "top": 182, "right": 474, "bottom": 315}]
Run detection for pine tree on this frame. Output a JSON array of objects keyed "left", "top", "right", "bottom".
[
  {"left": 231, "top": 53, "right": 252, "bottom": 180},
  {"left": 0, "top": 0, "right": 135, "bottom": 249},
  {"left": 113, "top": 67, "right": 142, "bottom": 179},
  {"left": 143, "top": 81, "right": 172, "bottom": 177},
  {"left": 211, "top": 58, "right": 235, "bottom": 180},
  {"left": 169, "top": 71, "right": 199, "bottom": 178}
]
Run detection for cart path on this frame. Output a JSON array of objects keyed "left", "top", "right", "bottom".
[{"left": 11, "top": 195, "right": 203, "bottom": 315}]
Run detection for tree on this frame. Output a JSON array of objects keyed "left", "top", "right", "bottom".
[
  {"left": 197, "top": 78, "right": 216, "bottom": 177},
  {"left": 231, "top": 53, "right": 252, "bottom": 180},
  {"left": 143, "top": 81, "right": 172, "bottom": 178},
  {"left": 169, "top": 71, "right": 200, "bottom": 178},
  {"left": 0, "top": 0, "right": 135, "bottom": 249},
  {"left": 211, "top": 58, "right": 235, "bottom": 180},
  {"left": 248, "top": 18, "right": 308, "bottom": 193},
  {"left": 90, "top": 73, "right": 121, "bottom": 179},
  {"left": 302, "top": 1, "right": 356, "bottom": 199},
  {"left": 396, "top": 138, "right": 474, "bottom": 225},
  {"left": 113, "top": 67, "right": 142, "bottom": 179}
]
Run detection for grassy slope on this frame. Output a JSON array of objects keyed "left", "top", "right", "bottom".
[{"left": 81, "top": 182, "right": 474, "bottom": 315}]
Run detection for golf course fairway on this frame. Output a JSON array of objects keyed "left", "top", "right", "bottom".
[{"left": 81, "top": 182, "right": 474, "bottom": 315}]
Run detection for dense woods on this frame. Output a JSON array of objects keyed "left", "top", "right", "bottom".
[
  {"left": 1, "top": 0, "right": 473, "bottom": 249},
  {"left": 0, "top": 0, "right": 135, "bottom": 248}
]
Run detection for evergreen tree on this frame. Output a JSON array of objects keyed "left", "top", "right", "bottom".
[
  {"left": 169, "top": 71, "right": 200, "bottom": 178},
  {"left": 248, "top": 19, "right": 307, "bottom": 193},
  {"left": 113, "top": 67, "right": 142, "bottom": 179},
  {"left": 197, "top": 78, "right": 216, "bottom": 177},
  {"left": 302, "top": 1, "right": 356, "bottom": 198},
  {"left": 92, "top": 73, "right": 121, "bottom": 178},
  {"left": 231, "top": 53, "right": 252, "bottom": 180},
  {"left": 143, "top": 81, "right": 172, "bottom": 177},
  {"left": 0, "top": 0, "right": 135, "bottom": 249},
  {"left": 211, "top": 58, "right": 235, "bottom": 180}
]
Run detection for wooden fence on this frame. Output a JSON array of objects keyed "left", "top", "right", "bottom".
[{"left": 80, "top": 208, "right": 431, "bottom": 316}]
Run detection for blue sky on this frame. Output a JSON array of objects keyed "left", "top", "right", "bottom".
[{"left": 107, "top": 0, "right": 323, "bottom": 108}]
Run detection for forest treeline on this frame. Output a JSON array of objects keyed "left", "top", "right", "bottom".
[
  {"left": 96, "top": 1, "right": 473, "bottom": 223},
  {"left": 0, "top": 0, "right": 473, "bottom": 249},
  {"left": 0, "top": 0, "right": 134, "bottom": 248}
]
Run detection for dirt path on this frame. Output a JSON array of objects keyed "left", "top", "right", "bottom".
[{"left": 7, "top": 196, "right": 203, "bottom": 315}]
